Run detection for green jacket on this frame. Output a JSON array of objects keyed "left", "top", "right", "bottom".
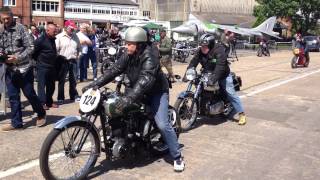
[{"left": 159, "top": 36, "right": 172, "bottom": 56}]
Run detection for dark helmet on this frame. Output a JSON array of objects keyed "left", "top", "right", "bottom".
[{"left": 199, "top": 33, "right": 215, "bottom": 50}]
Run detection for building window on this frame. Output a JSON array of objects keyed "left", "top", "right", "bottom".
[
  {"left": 32, "top": 1, "right": 59, "bottom": 12},
  {"left": 3, "top": 0, "right": 16, "bottom": 6},
  {"left": 143, "top": 11, "right": 150, "bottom": 17}
]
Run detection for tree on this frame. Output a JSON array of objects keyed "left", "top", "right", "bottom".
[{"left": 253, "top": 0, "right": 320, "bottom": 36}]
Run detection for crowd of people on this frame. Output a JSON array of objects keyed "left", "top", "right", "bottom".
[
  {"left": 0, "top": 7, "right": 124, "bottom": 130},
  {"left": 0, "top": 5, "right": 251, "bottom": 172}
]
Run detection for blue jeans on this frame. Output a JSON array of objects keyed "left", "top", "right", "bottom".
[
  {"left": 79, "top": 54, "right": 89, "bottom": 81},
  {"left": 88, "top": 49, "right": 97, "bottom": 79},
  {"left": 146, "top": 92, "right": 181, "bottom": 159},
  {"left": 219, "top": 73, "right": 244, "bottom": 115},
  {"left": 6, "top": 68, "right": 46, "bottom": 128}
]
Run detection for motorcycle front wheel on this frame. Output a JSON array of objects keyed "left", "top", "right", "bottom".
[
  {"left": 291, "top": 56, "right": 298, "bottom": 69},
  {"left": 39, "top": 122, "right": 100, "bottom": 180},
  {"left": 174, "top": 95, "right": 198, "bottom": 131},
  {"left": 257, "top": 48, "right": 262, "bottom": 57}
]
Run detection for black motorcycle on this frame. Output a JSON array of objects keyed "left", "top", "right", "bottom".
[
  {"left": 257, "top": 42, "right": 270, "bottom": 57},
  {"left": 174, "top": 69, "right": 241, "bottom": 131},
  {"left": 39, "top": 79, "right": 180, "bottom": 179},
  {"left": 173, "top": 41, "right": 190, "bottom": 63},
  {"left": 100, "top": 45, "right": 125, "bottom": 74}
]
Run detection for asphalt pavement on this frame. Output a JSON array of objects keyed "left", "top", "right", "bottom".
[{"left": 0, "top": 50, "right": 320, "bottom": 180}]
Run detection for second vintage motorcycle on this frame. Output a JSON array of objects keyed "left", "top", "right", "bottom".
[{"left": 174, "top": 68, "right": 241, "bottom": 131}]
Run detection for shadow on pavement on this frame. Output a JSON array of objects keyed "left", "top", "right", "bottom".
[
  {"left": 87, "top": 153, "right": 173, "bottom": 179},
  {"left": 184, "top": 115, "right": 230, "bottom": 132},
  {"left": 23, "top": 115, "right": 65, "bottom": 128}
]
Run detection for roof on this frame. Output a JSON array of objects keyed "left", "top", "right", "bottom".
[
  {"left": 66, "top": 0, "right": 139, "bottom": 6},
  {"left": 192, "top": 12, "right": 256, "bottom": 28}
]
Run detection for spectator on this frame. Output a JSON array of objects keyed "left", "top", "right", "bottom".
[
  {"left": 76, "top": 23, "right": 92, "bottom": 82},
  {"left": 158, "top": 29, "right": 175, "bottom": 82},
  {"left": 30, "top": 25, "right": 39, "bottom": 42},
  {"left": 0, "top": 7, "right": 46, "bottom": 131},
  {"left": 56, "top": 20, "right": 81, "bottom": 104},
  {"left": 87, "top": 26, "right": 98, "bottom": 81},
  {"left": 33, "top": 23, "right": 59, "bottom": 110},
  {"left": 109, "top": 27, "right": 121, "bottom": 45}
]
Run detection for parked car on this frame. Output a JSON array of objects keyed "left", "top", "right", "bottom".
[{"left": 304, "top": 36, "right": 320, "bottom": 52}]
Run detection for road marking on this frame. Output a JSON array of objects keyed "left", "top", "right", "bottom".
[
  {"left": 240, "top": 68, "right": 320, "bottom": 98},
  {"left": 0, "top": 142, "right": 91, "bottom": 178},
  {"left": 1, "top": 68, "right": 320, "bottom": 178}
]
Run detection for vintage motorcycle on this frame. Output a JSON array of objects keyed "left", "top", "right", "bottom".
[
  {"left": 99, "top": 44, "right": 125, "bottom": 74},
  {"left": 174, "top": 68, "right": 241, "bottom": 131},
  {"left": 291, "top": 47, "right": 309, "bottom": 68},
  {"left": 39, "top": 78, "right": 180, "bottom": 179},
  {"left": 257, "top": 41, "right": 270, "bottom": 57}
]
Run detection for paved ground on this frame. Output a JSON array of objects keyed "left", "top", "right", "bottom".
[{"left": 1, "top": 51, "right": 320, "bottom": 179}]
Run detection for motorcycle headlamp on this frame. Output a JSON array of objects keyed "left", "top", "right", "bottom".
[
  {"left": 108, "top": 47, "right": 117, "bottom": 55},
  {"left": 186, "top": 68, "right": 196, "bottom": 81}
]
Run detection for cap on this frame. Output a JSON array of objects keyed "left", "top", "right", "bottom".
[{"left": 64, "top": 20, "right": 77, "bottom": 29}]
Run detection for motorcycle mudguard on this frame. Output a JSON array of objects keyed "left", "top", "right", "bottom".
[
  {"left": 177, "top": 91, "right": 194, "bottom": 99},
  {"left": 54, "top": 116, "right": 99, "bottom": 136}
]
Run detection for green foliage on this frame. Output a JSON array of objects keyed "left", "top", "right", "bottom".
[{"left": 253, "top": 0, "right": 320, "bottom": 35}]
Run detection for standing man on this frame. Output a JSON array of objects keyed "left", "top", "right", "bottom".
[
  {"left": 87, "top": 27, "right": 98, "bottom": 81},
  {"left": 159, "top": 29, "right": 175, "bottom": 82},
  {"left": 77, "top": 23, "right": 92, "bottom": 82},
  {"left": 0, "top": 7, "right": 46, "bottom": 131},
  {"left": 56, "top": 20, "right": 81, "bottom": 104},
  {"left": 33, "top": 23, "right": 59, "bottom": 110}
]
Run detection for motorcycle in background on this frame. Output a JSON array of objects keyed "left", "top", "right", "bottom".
[
  {"left": 291, "top": 47, "right": 309, "bottom": 68},
  {"left": 174, "top": 68, "right": 242, "bottom": 131},
  {"left": 257, "top": 41, "right": 270, "bottom": 57}
]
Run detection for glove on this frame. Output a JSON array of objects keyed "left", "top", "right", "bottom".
[{"left": 114, "top": 96, "right": 132, "bottom": 113}]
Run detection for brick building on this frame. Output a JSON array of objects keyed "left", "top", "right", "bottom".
[
  {"left": 31, "top": 0, "right": 64, "bottom": 27},
  {"left": 0, "top": 0, "right": 32, "bottom": 25},
  {"left": 0, "top": 0, "right": 64, "bottom": 27}
]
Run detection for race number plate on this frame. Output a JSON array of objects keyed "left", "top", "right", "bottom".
[{"left": 79, "top": 88, "right": 101, "bottom": 113}]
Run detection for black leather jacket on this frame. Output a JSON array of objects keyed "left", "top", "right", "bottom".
[
  {"left": 89, "top": 44, "right": 169, "bottom": 101},
  {"left": 187, "top": 43, "right": 230, "bottom": 83}
]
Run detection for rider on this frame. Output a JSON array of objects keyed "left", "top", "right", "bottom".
[
  {"left": 82, "top": 27, "right": 185, "bottom": 172},
  {"left": 294, "top": 32, "right": 309, "bottom": 62},
  {"left": 109, "top": 27, "right": 122, "bottom": 45},
  {"left": 186, "top": 33, "right": 247, "bottom": 125}
]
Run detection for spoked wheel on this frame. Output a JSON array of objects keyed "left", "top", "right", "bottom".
[
  {"left": 39, "top": 121, "right": 100, "bottom": 180},
  {"left": 257, "top": 49, "right": 262, "bottom": 57},
  {"left": 174, "top": 96, "right": 198, "bottom": 131},
  {"left": 291, "top": 57, "right": 298, "bottom": 69}
]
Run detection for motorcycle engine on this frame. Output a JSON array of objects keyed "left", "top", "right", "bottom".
[
  {"left": 112, "top": 137, "right": 126, "bottom": 158},
  {"left": 206, "top": 100, "right": 225, "bottom": 115},
  {"left": 201, "top": 90, "right": 225, "bottom": 115}
]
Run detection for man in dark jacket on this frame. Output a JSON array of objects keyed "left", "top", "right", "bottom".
[
  {"left": 83, "top": 27, "right": 185, "bottom": 172},
  {"left": 187, "top": 33, "right": 246, "bottom": 125},
  {"left": 0, "top": 7, "right": 46, "bottom": 131},
  {"left": 33, "top": 23, "right": 59, "bottom": 110}
]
